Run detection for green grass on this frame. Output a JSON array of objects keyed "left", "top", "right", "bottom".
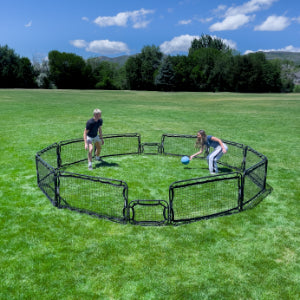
[
  {"left": 0, "top": 89, "right": 299, "bottom": 299},
  {"left": 67, "top": 154, "right": 209, "bottom": 201}
]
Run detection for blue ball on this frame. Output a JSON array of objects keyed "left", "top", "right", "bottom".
[{"left": 181, "top": 156, "right": 190, "bottom": 165}]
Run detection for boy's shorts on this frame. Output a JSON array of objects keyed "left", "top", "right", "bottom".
[{"left": 87, "top": 135, "right": 101, "bottom": 144}]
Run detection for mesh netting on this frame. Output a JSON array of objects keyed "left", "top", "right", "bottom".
[
  {"left": 36, "top": 156, "right": 57, "bottom": 205},
  {"left": 170, "top": 173, "right": 241, "bottom": 222},
  {"left": 141, "top": 143, "right": 161, "bottom": 155},
  {"left": 245, "top": 146, "right": 266, "bottom": 170},
  {"left": 100, "top": 134, "right": 141, "bottom": 157},
  {"left": 219, "top": 140, "right": 245, "bottom": 171},
  {"left": 162, "top": 134, "right": 207, "bottom": 158},
  {"left": 129, "top": 200, "right": 169, "bottom": 225},
  {"left": 59, "top": 139, "right": 86, "bottom": 167},
  {"left": 58, "top": 172, "right": 128, "bottom": 223},
  {"left": 244, "top": 161, "right": 267, "bottom": 205},
  {"left": 58, "top": 134, "right": 141, "bottom": 168},
  {"left": 37, "top": 143, "right": 58, "bottom": 169},
  {"left": 162, "top": 135, "right": 245, "bottom": 172}
]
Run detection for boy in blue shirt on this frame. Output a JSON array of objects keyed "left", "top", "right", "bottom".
[{"left": 83, "top": 109, "right": 104, "bottom": 170}]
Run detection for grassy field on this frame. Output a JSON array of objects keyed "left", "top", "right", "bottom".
[{"left": 0, "top": 89, "right": 299, "bottom": 299}]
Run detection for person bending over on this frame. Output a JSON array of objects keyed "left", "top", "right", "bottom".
[
  {"left": 83, "top": 108, "right": 104, "bottom": 170},
  {"left": 190, "top": 130, "right": 227, "bottom": 174}
]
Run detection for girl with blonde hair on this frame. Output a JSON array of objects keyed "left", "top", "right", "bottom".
[{"left": 190, "top": 130, "right": 227, "bottom": 174}]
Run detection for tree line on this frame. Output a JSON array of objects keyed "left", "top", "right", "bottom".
[{"left": 0, "top": 35, "right": 295, "bottom": 92}]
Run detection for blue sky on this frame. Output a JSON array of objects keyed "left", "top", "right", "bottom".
[{"left": 1, "top": 0, "right": 299, "bottom": 60}]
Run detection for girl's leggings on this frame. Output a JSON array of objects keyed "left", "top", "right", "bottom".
[{"left": 207, "top": 144, "right": 228, "bottom": 173}]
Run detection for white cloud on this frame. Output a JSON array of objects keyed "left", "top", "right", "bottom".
[
  {"left": 210, "top": 14, "right": 251, "bottom": 31},
  {"left": 160, "top": 35, "right": 199, "bottom": 54},
  {"left": 179, "top": 17, "right": 213, "bottom": 26},
  {"left": 213, "top": 5, "right": 227, "bottom": 14},
  {"left": 221, "top": 38, "right": 237, "bottom": 50},
  {"left": 226, "top": 0, "right": 276, "bottom": 16},
  {"left": 254, "top": 15, "right": 291, "bottom": 31},
  {"left": 160, "top": 34, "right": 237, "bottom": 54},
  {"left": 82, "top": 17, "right": 89, "bottom": 22},
  {"left": 132, "top": 20, "right": 151, "bottom": 29},
  {"left": 282, "top": 45, "right": 300, "bottom": 52},
  {"left": 131, "top": 9, "right": 154, "bottom": 28},
  {"left": 178, "top": 19, "right": 192, "bottom": 25},
  {"left": 291, "top": 16, "right": 300, "bottom": 23},
  {"left": 70, "top": 40, "right": 88, "bottom": 48},
  {"left": 210, "top": 0, "right": 277, "bottom": 31},
  {"left": 94, "top": 9, "right": 154, "bottom": 28},
  {"left": 94, "top": 13, "right": 128, "bottom": 27},
  {"left": 71, "top": 39, "right": 130, "bottom": 55},
  {"left": 25, "top": 20, "right": 32, "bottom": 27},
  {"left": 87, "top": 40, "right": 130, "bottom": 54},
  {"left": 245, "top": 45, "right": 300, "bottom": 54},
  {"left": 198, "top": 17, "right": 213, "bottom": 23}
]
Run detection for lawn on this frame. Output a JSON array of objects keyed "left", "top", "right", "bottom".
[{"left": 0, "top": 89, "right": 299, "bottom": 299}]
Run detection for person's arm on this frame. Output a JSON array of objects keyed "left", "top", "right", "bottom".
[
  {"left": 84, "top": 129, "right": 89, "bottom": 150},
  {"left": 211, "top": 136, "right": 227, "bottom": 153},
  {"left": 190, "top": 146, "right": 204, "bottom": 160},
  {"left": 98, "top": 126, "right": 104, "bottom": 144}
]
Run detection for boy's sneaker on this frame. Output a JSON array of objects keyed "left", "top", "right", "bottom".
[
  {"left": 88, "top": 165, "right": 93, "bottom": 170},
  {"left": 95, "top": 156, "right": 102, "bottom": 161}
]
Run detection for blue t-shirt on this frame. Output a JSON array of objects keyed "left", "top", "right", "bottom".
[
  {"left": 86, "top": 118, "right": 103, "bottom": 138},
  {"left": 206, "top": 135, "right": 219, "bottom": 149}
]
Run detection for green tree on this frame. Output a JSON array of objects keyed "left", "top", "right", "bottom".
[
  {"left": 170, "top": 55, "right": 194, "bottom": 91},
  {"left": 48, "top": 50, "right": 87, "bottom": 89},
  {"left": 125, "top": 55, "right": 143, "bottom": 90},
  {"left": 189, "top": 47, "right": 223, "bottom": 91},
  {"left": 187, "top": 35, "right": 235, "bottom": 91},
  {"left": 33, "top": 56, "right": 52, "bottom": 88},
  {"left": 155, "top": 56, "right": 175, "bottom": 91},
  {"left": 91, "top": 61, "right": 123, "bottom": 90},
  {"left": 125, "top": 45, "right": 163, "bottom": 90},
  {"left": 208, "top": 52, "right": 234, "bottom": 92},
  {"left": 0, "top": 45, "right": 36, "bottom": 88},
  {"left": 280, "top": 59, "right": 295, "bottom": 92},
  {"left": 231, "top": 52, "right": 282, "bottom": 92},
  {"left": 0, "top": 45, "right": 19, "bottom": 87},
  {"left": 115, "top": 65, "right": 127, "bottom": 90},
  {"left": 17, "top": 57, "right": 36, "bottom": 88},
  {"left": 189, "top": 34, "right": 231, "bottom": 56},
  {"left": 139, "top": 45, "right": 163, "bottom": 90}
]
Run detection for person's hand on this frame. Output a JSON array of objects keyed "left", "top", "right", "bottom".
[
  {"left": 189, "top": 155, "right": 194, "bottom": 160},
  {"left": 84, "top": 142, "right": 88, "bottom": 150},
  {"left": 222, "top": 148, "right": 227, "bottom": 153}
]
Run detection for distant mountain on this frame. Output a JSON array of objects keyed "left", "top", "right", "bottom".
[
  {"left": 264, "top": 51, "right": 300, "bottom": 65},
  {"left": 90, "top": 51, "right": 300, "bottom": 85},
  {"left": 88, "top": 55, "right": 131, "bottom": 66},
  {"left": 263, "top": 52, "right": 300, "bottom": 84},
  {"left": 92, "top": 52, "right": 300, "bottom": 66}
]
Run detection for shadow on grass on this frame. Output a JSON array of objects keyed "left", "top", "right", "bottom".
[
  {"left": 183, "top": 166, "right": 233, "bottom": 173},
  {"left": 242, "top": 183, "right": 273, "bottom": 211},
  {"left": 219, "top": 167, "right": 233, "bottom": 173},
  {"left": 183, "top": 166, "right": 208, "bottom": 170},
  {"left": 94, "top": 160, "right": 119, "bottom": 169}
]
